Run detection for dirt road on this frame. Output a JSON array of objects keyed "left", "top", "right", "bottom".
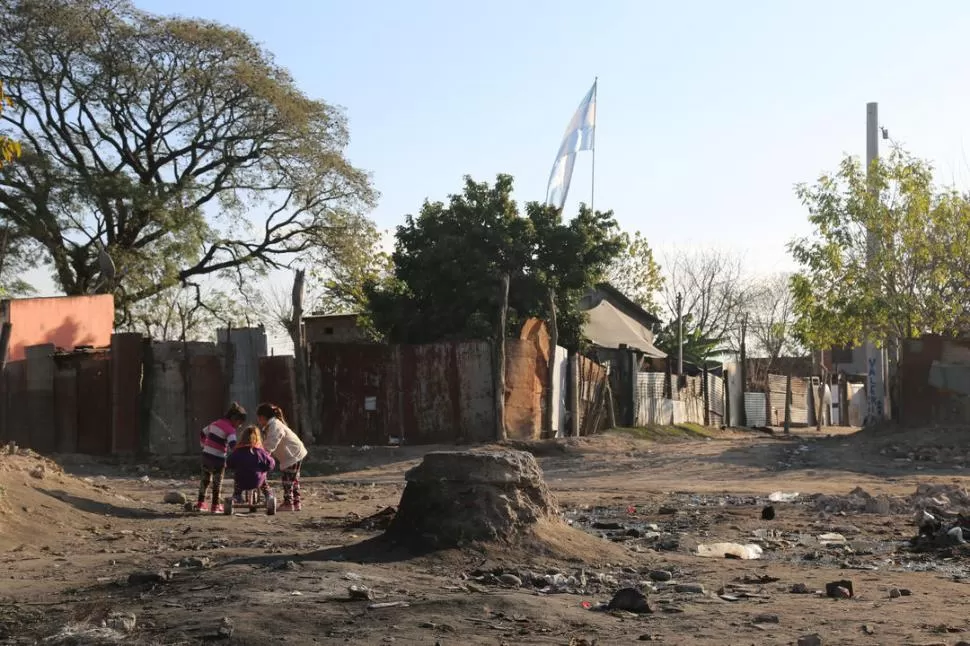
[{"left": 3, "top": 426, "right": 970, "bottom": 645}]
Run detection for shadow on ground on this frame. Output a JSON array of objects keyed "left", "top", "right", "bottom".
[{"left": 38, "top": 489, "right": 174, "bottom": 519}]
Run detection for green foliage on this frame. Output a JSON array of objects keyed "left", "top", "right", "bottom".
[
  {"left": 0, "top": 80, "right": 19, "bottom": 167},
  {"left": 789, "top": 148, "right": 970, "bottom": 348},
  {"left": 606, "top": 230, "right": 664, "bottom": 315},
  {"left": 652, "top": 313, "right": 725, "bottom": 365},
  {"left": 0, "top": 0, "right": 376, "bottom": 323},
  {"left": 365, "top": 174, "right": 624, "bottom": 348}
]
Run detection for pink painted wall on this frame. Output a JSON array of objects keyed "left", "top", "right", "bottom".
[{"left": 2, "top": 295, "right": 114, "bottom": 361}]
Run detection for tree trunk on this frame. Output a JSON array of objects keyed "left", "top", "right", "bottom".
[
  {"left": 0, "top": 321, "right": 11, "bottom": 371},
  {"left": 546, "top": 288, "right": 558, "bottom": 438},
  {"left": 494, "top": 273, "right": 509, "bottom": 442},
  {"left": 738, "top": 314, "right": 748, "bottom": 427},
  {"left": 290, "top": 269, "right": 314, "bottom": 444},
  {"left": 783, "top": 369, "right": 792, "bottom": 434}
]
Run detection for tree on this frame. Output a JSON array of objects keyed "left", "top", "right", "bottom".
[
  {"left": 366, "top": 174, "right": 624, "bottom": 348},
  {"left": 121, "top": 283, "right": 256, "bottom": 341},
  {"left": 658, "top": 249, "right": 748, "bottom": 362},
  {"left": 0, "top": 0, "right": 376, "bottom": 323},
  {"left": 788, "top": 148, "right": 969, "bottom": 348},
  {"left": 0, "top": 77, "right": 25, "bottom": 297},
  {"left": 746, "top": 273, "right": 800, "bottom": 361},
  {"left": 606, "top": 230, "right": 663, "bottom": 315},
  {"left": 0, "top": 80, "right": 19, "bottom": 168}
]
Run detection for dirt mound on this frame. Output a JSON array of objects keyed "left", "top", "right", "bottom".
[
  {"left": 0, "top": 449, "right": 122, "bottom": 550},
  {"left": 386, "top": 450, "right": 559, "bottom": 547}
]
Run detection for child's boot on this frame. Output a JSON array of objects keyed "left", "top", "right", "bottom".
[{"left": 193, "top": 501, "right": 210, "bottom": 512}]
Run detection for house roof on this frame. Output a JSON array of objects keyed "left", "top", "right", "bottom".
[
  {"left": 583, "top": 299, "right": 667, "bottom": 358},
  {"left": 593, "top": 283, "right": 661, "bottom": 327},
  {"left": 304, "top": 312, "right": 360, "bottom": 322}
]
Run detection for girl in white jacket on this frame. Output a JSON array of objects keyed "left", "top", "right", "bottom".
[{"left": 257, "top": 403, "right": 308, "bottom": 511}]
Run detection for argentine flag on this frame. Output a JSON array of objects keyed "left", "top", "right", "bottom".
[{"left": 546, "top": 80, "right": 597, "bottom": 210}]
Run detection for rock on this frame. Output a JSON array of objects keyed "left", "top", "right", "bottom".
[
  {"left": 498, "top": 574, "right": 522, "bottom": 588},
  {"left": 761, "top": 505, "right": 775, "bottom": 520},
  {"left": 607, "top": 588, "right": 653, "bottom": 614},
  {"left": 790, "top": 583, "right": 811, "bottom": 594},
  {"left": 648, "top": 569, "right": 672, "bottom": 582},
  {"left": 625, "top": 528, "right": 642, "bottom": 538},
  {"left": 386, "top": 450, "right": 558, "bottom": 547},
  {"left": 862, "top": 625, "right": 876, "bottom": 635},
  {"left": 674, "top": 583, "right": 705, "bottom": 594},
  {"left": 658, "top": 505, "right": 677, "bottom": 515},
  {"left": 592, "top": 521, "right": 624, "bottom": 530},
  {"left": 128, "top": 570, "right": 172, "bottom": 585},
  {"left": 899, "top": 588, "right": 912, "bottom": 596},
  {"left": 753, "top": 613, "right": 779, "bottom": 624},
  {"left": 349, "top": 584, "right": 374, "bottom": 600},
  {"left": 825, "top": 580, "right": 853, "bottom": 598},
  {"left": 29, "top": 467, "right": 45, "bottom": 479},
  {"left": 105, "top": 612, "right": 136, "bottom": 633},
  {"left": 272, "top": 560, "right": 300, "bottom": 571},
  {"left": 218, "top": 617, "right": 234, "bottom": 639},
  {"left": 797, "top": 634, "right": 823, "bottom": 646},
  {"left": 889, "top": 587, "right": 901, "bottom": 598},
  {"left": 177, "top": 556, "right": 211, "bottom": 569},
  {"left": 164, "top": 491, "right": 187, "bottom": 505}
]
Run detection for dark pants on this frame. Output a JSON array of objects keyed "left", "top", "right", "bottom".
[
  {"left": 281, "top": 461, "right": 302, "bottom": 504},
  {"left": 197, "top": 463, "right": 225, "bottom": 505}
]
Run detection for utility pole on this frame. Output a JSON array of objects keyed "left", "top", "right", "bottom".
[
  {"left": 864, "top": 102, "right": 887, "bottom": 425},
  {"left": 676, "top": 292, "right": 683, "bottom": 374}
]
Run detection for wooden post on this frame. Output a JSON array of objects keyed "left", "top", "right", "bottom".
[
  {"left": 290, "top": 269, "right": 314, "bottom": 443},
  {"left": 664, "top": 357, "right": 673, "bottom": 400},
  {"left": 604, "top": 381, "right": 617, "bottom": 429},
  {"left": 783, "top": 369, "right": 792, "bottom": 434},
  {"left": 0, "top": 321, "right": 10, "bottom": 372},
  {"left": 739, "top": 314, "right": 748, "bottom": 427},
  {"left": 723, "top": 368, "right": 731, "bottom": 427},
  {"left": 546, "top": 288, "right": 558, "bottom": 438},
  {"left": 702, "top": 364, "right": 710, "bottom": 426},
  {"left": 494, "top": 273, "right": 509, "bottom": 442},
  {"left": 568, "top": 352, "right": 580, "bottom": 437},
  {"left": 138, "top": 338, "right": 155, "bottom": 456}
]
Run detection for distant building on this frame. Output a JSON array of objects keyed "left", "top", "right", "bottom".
[
  {"left": 1, "top": 294, "right": 114, "bottom": 362},
  {"left": 303, "top": 313, "right": 369, "bottom": 345}
]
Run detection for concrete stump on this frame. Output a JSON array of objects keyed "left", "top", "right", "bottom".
[{"left": 386, "top": 450, "right": 559, "bottom": 547}]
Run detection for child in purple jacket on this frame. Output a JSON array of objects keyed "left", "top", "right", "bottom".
[{"left": 226, "top": 426, "right": 277, "bottom": 514}]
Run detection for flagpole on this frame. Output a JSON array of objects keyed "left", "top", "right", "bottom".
[{"left": 589, "top": 76, "right": 600, "bottom": 213}]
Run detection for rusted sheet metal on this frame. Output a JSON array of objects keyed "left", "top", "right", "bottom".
[
  {"left": 400, "top": 343, "right": 461, "bottom": 444},
  {"left": 456, "top": 341, "right": 494, "bottom": 443},
  {"left": 259, "top": 355, "right": 296, "bottom": 431},
  {"left": 505, "top": 339, "right": 539, "bottom": 440},
  {"left": 187, "top": 353, "right": 226, "bottom": 444},
  {"left": 313, "top": 343, "right": 389, "bottom": 445},
  {"left": 111, "top": 333, "right": 143, "bottom": 453},
  {"left": 53, "top": 363, "right": 78, "bottom": 453},
  {"left": 76, "top": 353, "right": 111, "bottom": 455}
]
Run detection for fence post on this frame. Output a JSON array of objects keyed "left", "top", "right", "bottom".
[
  {"left": 545, "top": 289, "right": 557, "bottom": 438},
  {"left": 138, "top": 339, "right": 155, "bottom": 455},
  {"left": 568, "top": 352, "right": 579, "bottom": 437},
  {"left": 494, "top": 273, "right": 509, "bottom": 442},
  {"left": 783, "top": 369, "right": 792, "bottom": 434},
  {"left": 702, "top": 365, "right": 710, "bottom": 426}
]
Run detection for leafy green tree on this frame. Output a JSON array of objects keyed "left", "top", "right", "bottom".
[
  {"left": 788, "top": 148, "right": 969, "bottom": 348},
  {"left": 652, "top": 313, "right": 724, "bottom": 366},
  {"left": 366, "top": 174, "right": 624, "bottom": 348},
  {"left": 0, "top": 0, "right": 376, "bottom": 323},
  {"left": 606, "top": 230, "right": 664, "bottom": 315}
]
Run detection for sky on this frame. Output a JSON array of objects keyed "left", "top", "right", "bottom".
[{"left": 24, "top": 0, "right": 970, "bottom": 310}]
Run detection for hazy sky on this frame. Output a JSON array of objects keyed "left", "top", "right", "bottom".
[{"left": 26, "top": 0, "right": 970, "bottom": 295}]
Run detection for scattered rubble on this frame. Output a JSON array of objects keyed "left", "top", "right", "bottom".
[
  {"left": 607, "top": 588, "right": 653, "bottom": 614},
  {"left": 163, "top": 490, "right": 187, "bottom": 505},
  {"left": 825, "top": 580, "right": 853, "bottom": 599}
]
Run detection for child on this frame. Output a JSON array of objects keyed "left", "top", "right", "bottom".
[
  {"left": 196, "top": 402, "right": 246, "bottom": 513},
  {"left": 257, "top": 403, "right": 308, "bottom": 512},
  {"left": 226, "top": 425, "right": 277, "bottom": 514}
]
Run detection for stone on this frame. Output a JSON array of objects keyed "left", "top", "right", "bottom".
[
  {"left": 607, "top": 588, "right": 652, "bottom": 614},
  {"left": 128, "top": 570, "right": 172, "bottom": 585},
  {"left": 498, "top": 574, "right": 522, "bottom": 588},
  {"left": 674, "top": 583, "right": 705, "bottom": 594},
  {"left": 349, "top": 584, "right": 373, "bottom": 600},
  {"left": 753, "top": 613, "right": 779, "bottom": 624},
  {"left": 386, "top": 450, "right": 558, "bottom": 547},
  {"left": 889, "top": 587, "right": 901, "bottom": 598},
  {"left": 164, "top": 491, "right": 187, "bottom": 505},
  {"left": 797, "top": 634, "right": 822, "bottom": 646},
  {"left": 790, "top": 583, "right": 810, "bottom": 594},
  {"left": 29, "top": 467, "right": 45, "bottom": 479},
  {"left": 592, "top": 521, "right": 624, "bottom": 530},
  {"left": 648, "top": 570, "right": 672, "bottom": 582},
  {"left": 177, "top": 556, "right": 211, "bottom": 569},
  {"left": 899, "top": 588, "right": 912, "bottom": 596},
  {"left": 862, "top": 625, "right": 876, "bottom": 635},
  {"left": 105, "top": 612, "right": 136, "bottom": 634},
  {"left": 218, "top": 617, "right": 234, "bottom": 639},
  {"left": 761, "top": 505, "right": 775, "bottom": 520},
  {"left": 825, "top": 580, "right": 853, "bottom": 598}
]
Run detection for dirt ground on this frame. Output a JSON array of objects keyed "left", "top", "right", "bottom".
[{"left": 4, "top": 425, "right": 970, "bottom": 645}]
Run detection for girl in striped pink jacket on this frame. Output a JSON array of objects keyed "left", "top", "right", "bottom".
[{"left": 195, "top": 402, "right": 247, "bottom": 513}]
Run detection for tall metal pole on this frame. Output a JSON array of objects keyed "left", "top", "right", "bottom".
[
  {"left": 676, "top": 291, "right": 683, "bottom": 374},
  {"left": 590, "top": 77, "right": 598, "bottom": 213},
  {"left": 864, "top": 102, "right": 886, "bottom": 424}
]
